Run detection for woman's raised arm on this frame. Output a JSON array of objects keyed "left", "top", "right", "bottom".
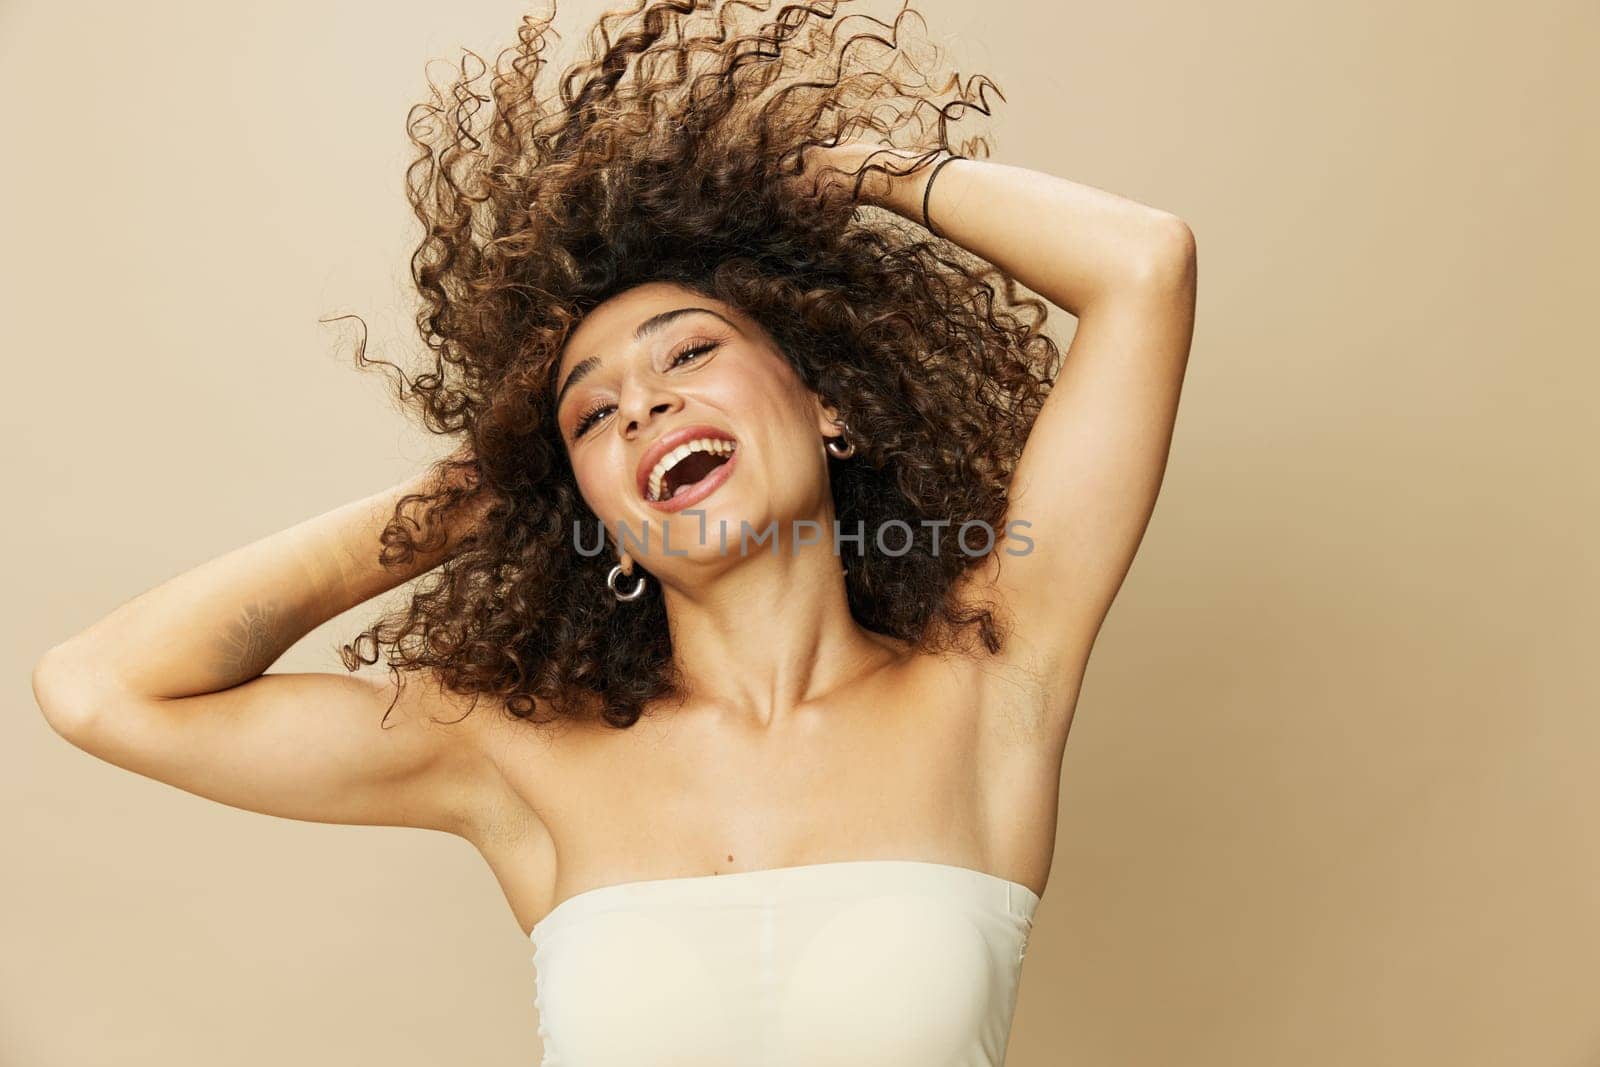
[
  {"left": 832, "top": 146, "right": 1198, "bottom": 724},
  {"left": 29, "top": 456, "right": 505, "bottom": 835}
]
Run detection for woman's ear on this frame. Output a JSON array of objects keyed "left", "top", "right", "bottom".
[
  {"left": 816, "top": 399, "right": 844, "bottom": 438},
  {"left": 604, "top": 521, "right": 635, "bottom": 575}
]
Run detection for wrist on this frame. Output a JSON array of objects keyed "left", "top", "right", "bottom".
[
  {"left": 844, "top": 145, "right": 961, "bottom": 225},
  {"left": 837, "top": 144, "right": 920, "bottom": 212}
]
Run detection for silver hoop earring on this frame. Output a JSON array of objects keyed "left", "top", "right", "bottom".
[
  {"left": 607, "top": 563, "right": 647, "bottom": 602},
  {"left": 825, "top": 421, "right": 857, "bottom": 460}
]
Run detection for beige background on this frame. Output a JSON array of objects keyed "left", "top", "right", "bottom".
[{"left": 4, "top": 1, "right": 1596, "bottom": 1064}]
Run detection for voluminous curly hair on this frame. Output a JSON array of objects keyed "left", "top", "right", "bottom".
[{"left": 336, "top": 0, "right": 1062, "bottom": 730}]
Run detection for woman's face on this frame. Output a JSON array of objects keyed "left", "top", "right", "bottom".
[{"left": 552, "top": 281, "right": 840, "bottom": 575}]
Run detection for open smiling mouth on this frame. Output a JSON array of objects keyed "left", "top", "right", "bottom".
[{"left": 644, "top": 437, "right": 739, "bottom": 511}]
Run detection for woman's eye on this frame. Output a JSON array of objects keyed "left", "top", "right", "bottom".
[
  {"left": 574, "top": 403, "right": 613, "bottom": 437},
  {"left": 670, "top": 340, "right": 718, "bottom": 367}
]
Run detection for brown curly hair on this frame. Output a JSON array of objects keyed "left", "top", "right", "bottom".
[{"left": 333, "top": 0, "right": 1062, "bottom": 730}]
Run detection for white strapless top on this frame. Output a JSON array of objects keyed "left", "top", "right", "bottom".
[{"left": 529, "top": 858, "right": 1040, "bottom": 1066}]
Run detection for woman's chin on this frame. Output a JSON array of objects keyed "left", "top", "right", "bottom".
[{"left": 650, "top": 499, "right": 765, "bottom": 561}]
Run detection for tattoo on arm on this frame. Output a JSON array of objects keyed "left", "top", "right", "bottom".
[{"left": 214, "top": 601, "right": 288, "bottom": 684}]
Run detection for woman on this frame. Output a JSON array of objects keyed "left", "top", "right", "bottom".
[{"left": 32, "top": 1, "right": 1196, "bottom": 1063}]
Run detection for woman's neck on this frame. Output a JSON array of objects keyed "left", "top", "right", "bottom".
[{"left": 656, "top": 545, "right": 897, "bottom": 728}]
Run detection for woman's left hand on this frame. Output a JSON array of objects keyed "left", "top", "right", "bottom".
[{"left": 786, "top": 140, "right": 897, "bottom": 208}]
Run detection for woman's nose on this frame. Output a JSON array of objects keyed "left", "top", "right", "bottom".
[{"left": 620, "top": 386, "right": 681, "bottom": 435}]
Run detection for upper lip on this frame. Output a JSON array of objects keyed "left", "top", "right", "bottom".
[{"left": 635, "top": 423, "right": 739, "bottom": 501}]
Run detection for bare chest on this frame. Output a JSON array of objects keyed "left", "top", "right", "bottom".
[{"left": 468, "top": 652, "right": 1070, "bottom": 936}]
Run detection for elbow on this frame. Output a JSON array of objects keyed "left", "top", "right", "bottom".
[
  {"left": 31, "top": 645, "right": 102, "bottom": 742},
  {"left": 1129, "top": 213, "right": 1196, "bottom": 291}
]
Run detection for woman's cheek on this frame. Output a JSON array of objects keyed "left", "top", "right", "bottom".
[{"left": 574, "top": 458, "right": 616, "bottom": 519}]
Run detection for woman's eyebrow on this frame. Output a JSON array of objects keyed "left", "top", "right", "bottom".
[{"left": 555, "top": 306, "right": 739, "bottom": 408}]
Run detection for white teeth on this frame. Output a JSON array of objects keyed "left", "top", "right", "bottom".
[{"left": 647, "top": 437, "right": 735, "bottom": 501}]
